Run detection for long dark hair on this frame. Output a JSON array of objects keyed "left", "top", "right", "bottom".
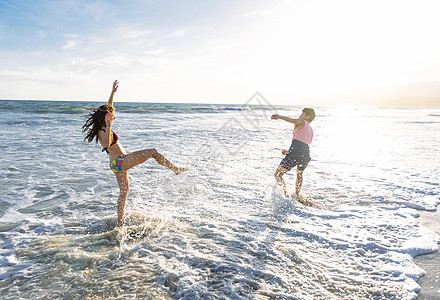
[{"left": 82, "top": 104, "right": 115, "bottom": 143}]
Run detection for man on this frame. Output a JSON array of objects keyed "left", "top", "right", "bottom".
[{"left": 272, "top": 108, "right": 315, "bottom": 199}]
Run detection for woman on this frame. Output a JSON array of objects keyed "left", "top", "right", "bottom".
[{"left": 83, "top": 80, "right": 189, "bottom": 225}]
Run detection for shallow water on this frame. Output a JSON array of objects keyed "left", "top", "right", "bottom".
[{"left": 1, "top": 100, "right": 439, "bottom": 299}]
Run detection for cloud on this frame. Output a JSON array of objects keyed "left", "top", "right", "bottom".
[
  {"left": 36, "top": 30, "right": 47, "bottom": 38},
  {"left": 62, "top": 40, "right": 78, "bottom": 50},
  {"left": 124, "top": 29, "right": 154, "bottom": 39},
  {"left": 243, "top": 6, "right": 281, "bottom": 17},
  {"left": 279, "top": 0, "right": 303, "bottom": 12}
]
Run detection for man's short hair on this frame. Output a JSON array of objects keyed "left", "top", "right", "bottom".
[{"left": 303, "top": 108, "right": 315, "bottom": 122}]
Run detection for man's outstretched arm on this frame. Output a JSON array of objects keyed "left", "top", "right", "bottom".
[{"left": 271, "top": 114, "right": 304, "bottom": 125}]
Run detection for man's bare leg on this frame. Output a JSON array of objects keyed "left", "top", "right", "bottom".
[
  {"left": 295, "top": 170, "right": 304, "bottom": 196},
  {"left": 295, "top": 170, "right": 315, "bottom": 205},
  {"left": 274, "top": 166, "right": 289, "bottom": 197}
]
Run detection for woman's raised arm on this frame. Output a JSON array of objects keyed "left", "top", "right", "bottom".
[{"left": 107, "top": 80, "right": 119, "bottom": 106}]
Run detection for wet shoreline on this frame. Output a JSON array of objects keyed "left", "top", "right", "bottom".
[{"left": 416, "top": 207, "right": 440, "bottom": 299}]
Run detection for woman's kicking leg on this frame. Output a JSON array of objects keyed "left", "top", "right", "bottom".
[{"left": 122, "top": 148, "right": 189, "bottom": 174}]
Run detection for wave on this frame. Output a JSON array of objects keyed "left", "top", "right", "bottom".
[{"left": 0, "top": 99, "right": 283, "bottom": 115}]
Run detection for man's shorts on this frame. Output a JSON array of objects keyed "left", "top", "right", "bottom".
[
  {"left": 279, "top": 139, "right": 311, "bottom": 172},
  {"left": 279, "top": 154, "right": 311, "bottom": 172}
]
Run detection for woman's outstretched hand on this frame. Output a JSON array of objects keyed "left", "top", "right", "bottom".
[
  {"left": 112, "top": 80, "right": 119, "bottom": 94},
  {"left": 271, "top": 114, "right": 280, "bottom": 120}
]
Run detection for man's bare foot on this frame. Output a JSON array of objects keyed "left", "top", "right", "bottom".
[
  {"left": 175, "top": 167, "right": 190, "bottom": 175},
  {"left": 295, "top": 194, "right": 316, "bottom": 206}
]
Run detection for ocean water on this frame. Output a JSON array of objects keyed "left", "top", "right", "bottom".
[{"left": 0, "top": 99, "right": 439, "bottom": 299}]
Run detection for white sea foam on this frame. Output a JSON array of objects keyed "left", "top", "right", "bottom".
[{"left": 0, "top": 100, "right": 439, "bottom": 299}]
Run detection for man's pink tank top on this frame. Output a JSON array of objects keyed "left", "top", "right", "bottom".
[{"left": 292, "top": 120, "right": 313, "bottom": 145}]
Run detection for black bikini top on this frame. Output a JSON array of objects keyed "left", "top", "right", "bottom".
[{"left": 102, "top": 130, "right": 119, "bottom": 153}]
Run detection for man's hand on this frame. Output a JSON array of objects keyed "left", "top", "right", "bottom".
[{"left": 282, "top": 149, "right": 289, "bottom": 156}]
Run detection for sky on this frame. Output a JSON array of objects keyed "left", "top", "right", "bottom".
[{"left": 1, "top": 0, "right": 440, "bottom": 104}]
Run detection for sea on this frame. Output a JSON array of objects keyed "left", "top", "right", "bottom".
[{"left": 0, "top": 98, "right": 439, "bottom": 299}]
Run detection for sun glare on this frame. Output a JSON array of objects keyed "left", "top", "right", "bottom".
[
  {"left": 319, "top": 109, "right": 379, "bottom": 164},
  {"left": 241, "top": 0, "right": 440, "bottom": 101}
]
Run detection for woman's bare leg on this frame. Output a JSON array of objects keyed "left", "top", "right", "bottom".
[
  {"left": 122, "top": 148, "right": 189, "bottom": 174},
  {"left": 274, "top": 166, "right": 289, "bottom": 197},
  {"left": 115, "top": 171, "right": 129, "bottom": 225}
]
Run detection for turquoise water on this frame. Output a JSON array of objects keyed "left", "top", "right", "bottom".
[{"left": 1, "top": 100, "right": 439, "bottom": 299}]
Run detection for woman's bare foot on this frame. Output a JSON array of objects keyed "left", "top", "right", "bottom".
[{"left": 174, "top": 167, "right": 190, "bottom": 175}]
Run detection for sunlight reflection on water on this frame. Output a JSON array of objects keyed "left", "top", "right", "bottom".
[{"left": 0, "top": 101, "right": 439, "bottom": 299}]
